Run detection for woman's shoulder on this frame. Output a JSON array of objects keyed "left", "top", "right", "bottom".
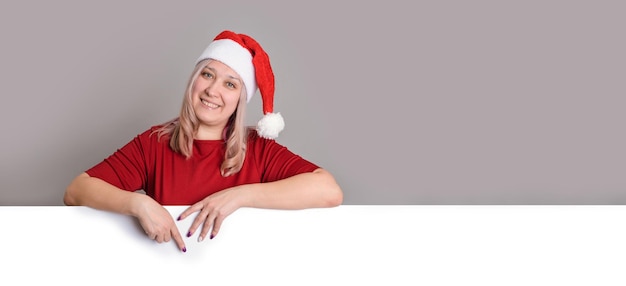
[
  {"left": 245, "top": 127, "right": 289, "bottom": 153},
  {"left": 132, "top": 123, "right": 173, "bottom": 144},
  {"left": 246, "top": 127, "right": 259, "bottom": 140},
  {"left": 246, "top": 127, "right": 277, "bottom": 144}
]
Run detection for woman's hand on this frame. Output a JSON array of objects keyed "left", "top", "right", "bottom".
[
  {"left": 175, "top": 168, "right": 343, "bottom": 242},
  {"left": 65, "top": 173, "right": 188, "bottom": 252},
  {"left": 134, "top": 196, "right": 186, "bottom": 252},
  {"left": 177, "top": 186, "right": 248, "bottom": 242}
]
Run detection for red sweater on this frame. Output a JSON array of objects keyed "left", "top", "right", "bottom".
[{"left": 85, "top": 126, "right": 319, "bottom": 205}]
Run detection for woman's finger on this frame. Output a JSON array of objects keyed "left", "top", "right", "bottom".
[
  {"left": 170, "top": 228, "right": 187, "bottom": 253},
  {"left": 185, "top": 205, "right": 211, "bottom": 237},
  {"left": 177, "top": 203, "right": 203, "bottom": 221},
  {"left": 198, "top": 212, "right": 217, "bottom": 242},
  {"left": 211, "top": 216, "right": 225, "bottom": 239}
]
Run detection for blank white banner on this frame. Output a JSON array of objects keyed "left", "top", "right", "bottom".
[{"left": 1, "top": 205, "right": 625, "bottom": 285}]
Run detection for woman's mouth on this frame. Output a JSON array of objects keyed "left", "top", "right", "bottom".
[{"left": 201, "top": 99, "right": 221, "bottom": 109}]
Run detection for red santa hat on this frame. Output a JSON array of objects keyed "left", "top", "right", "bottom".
[{"left": 196, "top": 30, "right": 284, "bottom": 139}]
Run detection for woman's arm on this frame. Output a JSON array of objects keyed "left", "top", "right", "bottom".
[
  {"left": 64, "top": 173, "right": 144, "bottom": 214},
  {"left": 64, "top": 173, "right": 187, "bottom": 252},
  {"left": 180, "top": 168, "right": 343, "bottom": 241},
  {"left": 243, "top": 168, "right": 343, "bottom": 209}
]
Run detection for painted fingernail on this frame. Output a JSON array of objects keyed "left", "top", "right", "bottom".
[
  {"left": 182, "top": 247, "right": 187, "bottom": 253},
  {"left": 210, "top": 234, "right": 215, "bottom": 240},
  {"left": 177, "top": 215, "right": 182, "bottom": 221},
  {"left": 186, "top": 231, "right": 191, "bottom": 237}
]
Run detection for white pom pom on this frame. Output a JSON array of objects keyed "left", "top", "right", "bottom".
[{"left": 256, "top": 112, "right": 285, "bottom": 139}]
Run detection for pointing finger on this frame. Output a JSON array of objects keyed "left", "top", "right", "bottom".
[{"left": 171, "top": 227, "right": 187, "bottom": 253}]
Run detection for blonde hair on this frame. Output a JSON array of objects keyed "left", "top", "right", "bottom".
[{"left": 155, "top": 59, "right": 249, "bottom": 177}]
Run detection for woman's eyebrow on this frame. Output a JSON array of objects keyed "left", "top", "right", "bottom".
[{"left": 203, "top": 67, "right": 240, "bottom": 81}]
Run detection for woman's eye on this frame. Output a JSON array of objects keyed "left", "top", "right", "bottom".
[
  {"left": 226, "top": 82, "right": 235, "bottom": 88},
  {"left": 202, "top": 72, "right": 213, "bottom": 78}
]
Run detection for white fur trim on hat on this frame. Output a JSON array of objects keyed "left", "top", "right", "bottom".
[
  {"left": 196, "top": 39, "right": 257, "bottom": 103},
  {"left": 256, "top": 112, "right": 285, "bottom": 139}
]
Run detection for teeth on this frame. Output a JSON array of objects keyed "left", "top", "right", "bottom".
[{"left": 201, "top": 99, "right": 220, "bottom": 108}]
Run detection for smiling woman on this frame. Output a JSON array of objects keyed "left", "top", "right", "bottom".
[
  {"left": 63, "top": 30, "right": 343, "bottom": 252},
  {"left": 192, "top": 61, "right": 244, "bottom": 138},
  {"left": 155, "top": 58, "right": 250, "bottom": 177}
]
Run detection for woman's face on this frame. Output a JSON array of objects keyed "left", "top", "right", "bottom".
[{"left": 192, "top": 60, "right": 243, "bottom": 130}]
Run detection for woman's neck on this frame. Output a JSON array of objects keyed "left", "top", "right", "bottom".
[{"left": 195, "top": 125, "right": 225, "bottom": 140}]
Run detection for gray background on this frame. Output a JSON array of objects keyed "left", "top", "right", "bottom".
[{"left": 1, "top": 0, "right": 624, "bottom": 205}]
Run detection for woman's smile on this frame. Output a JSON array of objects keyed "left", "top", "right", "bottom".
[{"left": 200, "top": 98, "right": 221, "bottom": 109}]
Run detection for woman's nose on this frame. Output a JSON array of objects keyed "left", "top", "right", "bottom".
[{"left": 205, "top": 83, "right": 218, "bottom": 97}]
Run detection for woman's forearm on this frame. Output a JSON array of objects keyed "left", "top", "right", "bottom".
[
  {"left": 241, "top": 168, "right": 343, "bottom": 210},
  {"left": 63, "top": 172, "right": 146, "bottom": 217},
  {"left": 65, "top": 168, "right": 343, "bottom": 215}
]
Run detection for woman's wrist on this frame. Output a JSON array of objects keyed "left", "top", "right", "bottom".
[
  {"left": 127, "top": 192, "right": 152, "bottom": 217},
  {"left": 234, "top": 184, "right": 260, "bottom": 209}
]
